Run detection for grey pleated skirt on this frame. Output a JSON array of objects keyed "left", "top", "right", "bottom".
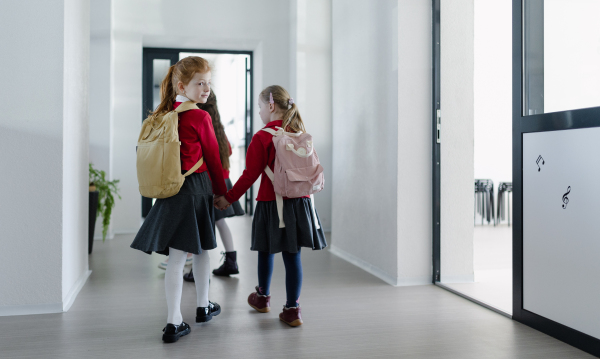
[
  {"left": 214, "top": 178, "right": 245, "bottom": 221},
  {"left": 130, "top": 171, "right": 216, "bottom": 256},
  {"left": 251, "top": 198, "right": 327, "bottom": 254}
]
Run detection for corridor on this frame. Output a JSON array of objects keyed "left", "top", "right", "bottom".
[{"left": 0, "top": 217, "right": 592, "bottom": 359}]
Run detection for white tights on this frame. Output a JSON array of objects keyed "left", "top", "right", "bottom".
[
  {"left": 165, "top": 247, "right": 210, "bottom": 324},
  {"left": 216, "top": 219, "right": 234, "bottom": 252}
]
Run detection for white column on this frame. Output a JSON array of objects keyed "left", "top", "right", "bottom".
[
  {"left": 440, "top": 0, "right": 475, "bottom": 283},
  {"left": 0, "top": 0, "right": 91, "bottom": 316},
  {"left": 90, "top": 0, "right": 113, "bottom": 239}
]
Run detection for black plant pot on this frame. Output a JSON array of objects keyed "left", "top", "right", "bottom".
[{"left": 89, "top": 190, "right": 99, "bottom": 254}]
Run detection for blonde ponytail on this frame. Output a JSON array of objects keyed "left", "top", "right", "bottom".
[
  {"left": 259, "top": 85, "right": 306, "bottom": 133},
  {"left": 282, "top": 102, "right": 305, "bottom": 133}
]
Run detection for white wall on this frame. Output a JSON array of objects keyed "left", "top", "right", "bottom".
[
  {"left": 473, "top": 0, "right": 512, "bottom": 218},
  {"left": 397, "top": 0, "right": 433, "bottom": 285},
  {"left": 109, "top": 0, "right": 293, "bottom": 234},
  {"left": 90, "top": 0, "right": 113, "bottom": 239},
  {"left": 440, "top": 0, "right": 475, "bottom": 283},
  {"left": 292, "top": 0, "right": 333, "bottom": 231},
  {"left": 0, "top": 0, "right": 90, "bottom": 315},
  {"left": 62, "top": 0, "right": 92, "bottom": 311},
  {"left": 330, "top": 0, "right": 431, "bottom": 286}
]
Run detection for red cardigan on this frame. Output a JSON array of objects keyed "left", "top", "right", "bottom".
[
  {"left": 224, "top": 120, "right": 309, "bottom": 203},
  {"left": 175, "top": 102, "right": 227, "bottom": 195}
]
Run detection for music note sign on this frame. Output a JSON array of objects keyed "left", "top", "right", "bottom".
[
  {"left": 536, "top": 155, "right": 545, "bottom": 172},
  {"left": 562, "top": 186, "right": 571, "bottom": 209}
]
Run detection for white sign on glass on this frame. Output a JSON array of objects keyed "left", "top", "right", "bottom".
[{"left": 523, "top": 127, "right": 600, "bottom": 339}]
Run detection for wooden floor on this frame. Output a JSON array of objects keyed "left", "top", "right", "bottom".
[{"left": 0, "top": 216, "right": 594, "bottom": 359}]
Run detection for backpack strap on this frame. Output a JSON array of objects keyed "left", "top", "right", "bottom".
[
  {"left": 264, "top": 166, "right": 285, "bottom": 228},
  {"left": 177, "top": 101, "right": 203, "bottom": 177},
  {"left": 175, "top": 101, "right": 199, "bottom": 113},
  {"left": 310, "top": 194, "right": 320, "bottom": 230},
  {"left": 183, "top": 157, "right": 204, "bottom": 177},
  {"left": 261, "top": 126, "right": 303, "bottom": 137}
]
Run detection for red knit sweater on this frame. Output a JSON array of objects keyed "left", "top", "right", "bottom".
[
  {"left": 175, "top": 102, "right": 227, "bottom": 195},
  {"left": 224, "top": 120, "right": 309, "bottom": 203}
]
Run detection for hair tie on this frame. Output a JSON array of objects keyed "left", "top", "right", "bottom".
[
  {"left": 269, "top": 92, "right": 274, "bottom": 104},
  {"left": 288, "top": 98, "right": 294, "bottom": 105}
]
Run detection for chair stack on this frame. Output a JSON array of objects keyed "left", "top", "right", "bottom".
[
  {"left": 474, "top": 179, "right": 495, "bottom": 226},
  {"left": 496, "top": 182, "right": 513, "bottom": 226}
]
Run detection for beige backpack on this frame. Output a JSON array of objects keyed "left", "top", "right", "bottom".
[{"left": 136, "top": 101, "right": 204, "bottom": 199}]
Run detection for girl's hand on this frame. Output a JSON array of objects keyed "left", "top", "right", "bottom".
[{"left": 214, "top": 195, "right": 231, "bottom": 211}]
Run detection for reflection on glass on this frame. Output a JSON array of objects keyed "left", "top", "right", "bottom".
[
  {"left": 152, "top": 59, "right": 171, "bottom": 110},
  {"left": 523, "top": 0, "right": 600, "bottom": 115}
]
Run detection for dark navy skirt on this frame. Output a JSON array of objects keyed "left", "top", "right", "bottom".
[
  {"left": 130, "top": 172, "right": 216, "bottom": 256},
  {"left": 251, "top": 198, "right": 327, "bottom": 254},
  {"left": 214, "top": 178, "right": 245, "bottom": 221}
]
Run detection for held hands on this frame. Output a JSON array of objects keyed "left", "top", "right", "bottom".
[{"left": 214, "top": 195, "right": 231, "bottom": 211}]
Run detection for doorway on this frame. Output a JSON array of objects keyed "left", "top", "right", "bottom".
[
  {"left": 432, "top": 0, "right": 514, "bottom": 316},
  {"left": 141, "top": 48, "right": 253, "bottom": 218}
]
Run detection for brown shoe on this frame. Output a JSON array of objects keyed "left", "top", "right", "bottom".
[
  {"left": 279, "top": 305, "right": 303, "bottom": 327},
  {"left": 247, "top": 286, "right": 271, "bottom": 313}
]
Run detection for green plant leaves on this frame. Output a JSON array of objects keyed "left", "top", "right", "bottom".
[{"left": 89, "top": 163, "right": 121, "bottom": 241}]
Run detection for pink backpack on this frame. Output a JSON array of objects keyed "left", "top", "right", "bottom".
[{"left": 262, "top": 127, "right": 324, "bottom": 228}]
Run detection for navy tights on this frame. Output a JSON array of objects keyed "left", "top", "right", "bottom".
[{"left": 257, "top": 250, "right": 303, "bottom": 308}]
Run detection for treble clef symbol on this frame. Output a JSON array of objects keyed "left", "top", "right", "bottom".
[{"left": 562, "top": 186, "right": 571, "bottom": 209}]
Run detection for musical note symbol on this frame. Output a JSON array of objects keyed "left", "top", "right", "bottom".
[
  {"left": 562, "top": 186, "right": 571, "bottom": 209},
  {"left": 536, "top": 155, "right": 545, "bottom": 172}
]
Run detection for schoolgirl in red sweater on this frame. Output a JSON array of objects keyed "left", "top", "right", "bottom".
[
  {"left": 215, "top": 85, "right": 327, "bottom": 327},
  {"left": 130, "top": 56, "right": 227, "bottom": 343}
]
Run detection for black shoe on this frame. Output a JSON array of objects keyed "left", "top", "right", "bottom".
[
  {"left": 196, "top": 301, "right": 221, "bottom": 323},
  {"left": 162, "top": 322, "right": 191, "bottom": 343},
  {"left": 183, "top": 269, "right": 195, "bottom": 282},
  {"left": 212, "top": 251, "right": 240, "bottom": 276}
]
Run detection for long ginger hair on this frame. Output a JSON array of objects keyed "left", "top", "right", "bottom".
[
  {"left": 197, "top": 91, "right": 230, "bottom": 170},
  {"left": 149, "top": 56, "right": 211, "bottom": 121},
  {"left": 259, "top": 85, "right": 306, "bottom": 133}
]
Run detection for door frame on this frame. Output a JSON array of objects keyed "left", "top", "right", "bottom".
[
  {"left": 141, "top": 47, "right": 254, "bottom": 217},
  {"left": 431, "top": 0, "right": 441, "bottom": 285},
  {"left": 512, "top": 1, "right": 600, "bottom": 356}
]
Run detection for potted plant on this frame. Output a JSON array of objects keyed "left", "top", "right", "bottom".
[{"left": 89, "top": 163, "right": 121, "bottom": 253}]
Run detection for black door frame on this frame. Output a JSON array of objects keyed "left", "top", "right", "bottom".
[
  {"left": 512, "top": 1, "right": 600, "bottom": 356},
  {"left": 141, "top": 47, "right": 254, "bottom": 218},
  {"left": 431, "top": 0, "right": 441, "bottom": 285}
]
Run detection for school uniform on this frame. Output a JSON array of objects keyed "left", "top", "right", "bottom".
[
  {"left": 131, "top": 101, "right": 228, "bottom": 256},
  {"left": 214, "top": 141, "right": 245, "bottom": 221},
  {"left": 224, "top": 120, "right": 327, "bottom": 254}
]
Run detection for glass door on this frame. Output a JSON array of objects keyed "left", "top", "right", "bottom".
[
  {"left": 513, "top": 0, "right": 600, "bottom": 356},
  {"left": 432, "top": 0, "right": 514, "bottom": 317}
]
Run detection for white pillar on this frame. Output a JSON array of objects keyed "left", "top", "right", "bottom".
[
  {"left": 90, "top": 0, "right": 113, "bottom": 239},
  {"left": 0, "top": 0, "right": 91, "bottom": 315},
  {"left": 330, "top": 0, "right": 432, "bottom": 286},
  {"left": 440, "top": 0, "right": 475, "bottom": 283}
]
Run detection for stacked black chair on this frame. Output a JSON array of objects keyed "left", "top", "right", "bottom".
[
  {"left": 474, "top": 179, "right": 495, "bottom": 226},
  {"left": 496, "top": 182, "right": 513, "bottom": 226}
]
